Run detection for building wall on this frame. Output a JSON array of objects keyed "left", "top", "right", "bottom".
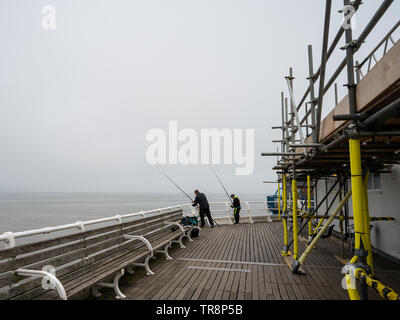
[{"left": 315, "top": 165, "right": 400, "bottom": 260}]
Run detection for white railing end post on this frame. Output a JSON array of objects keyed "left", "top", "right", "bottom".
[{"left": 3, "top": 231, "right": 16, "bottom": 248}]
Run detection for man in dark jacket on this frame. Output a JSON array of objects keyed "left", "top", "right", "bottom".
[
  {"left": 230, "top": 194, "right": 241, "bottom": 224},
  {"left": 192, "top": 190, "right": 214, "bottom": 228}
]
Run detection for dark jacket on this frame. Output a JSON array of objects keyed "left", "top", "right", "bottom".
[
  {"left": 192, "top": 193, "right": 209, "bottom": 209},
  {"left": 232, "top": 196, "right": 241, "bottom": 208}
]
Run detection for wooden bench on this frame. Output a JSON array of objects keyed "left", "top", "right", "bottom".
[{"left": 0, "top": 208, "right": 194, "bottom": 300}]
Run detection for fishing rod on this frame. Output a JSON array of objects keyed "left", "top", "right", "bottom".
[
  {"left": 211, "top": 168, "right": 233, "bottom": 205},
  {"left": 162, "top": 172, "right": 193, "bottom": 201},
  {"left": 162, "top": 172, "right": 220, "bottom": 227}
]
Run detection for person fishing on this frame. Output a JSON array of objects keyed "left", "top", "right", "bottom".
[
  {"left": 211, "top": 168, "right": 239, "bottom": 224},
  {"left": 192, "top": 190, "right": 214, "bottom": 228},
  {"left": 230, "top": 194, "right": 241, "bottom": 224}
]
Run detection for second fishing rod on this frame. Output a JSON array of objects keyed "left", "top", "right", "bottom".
[
  {"left": 211, "top": 168, "right": 242, "bottom": 225},
  {"left": 211, "top": 168, "right": 233, "bottom": 205}
]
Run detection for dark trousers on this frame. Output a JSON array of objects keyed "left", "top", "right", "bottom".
[
  {"left": 233, "top": 207, "right": 241, "bottom": 224},
  {"left": 199, "top": 207, "right": 214, "bottom": 227}
]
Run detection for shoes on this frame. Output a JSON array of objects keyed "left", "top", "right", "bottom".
[{"left": 211, "top": 225, "right": 214, "bottom": 228}]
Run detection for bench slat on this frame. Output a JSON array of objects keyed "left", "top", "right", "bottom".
[
  {"left": 0, "top": 210, "right": 186, "bottom": 300},
  {"left": 0, "top": 220, "right": 182, "bottom": 293},
  {"left": 11, "top": 229, "right": 183, "bottom": 300},
  {"left": 1, "top": 236, "right": 148, "bottom": 300},
  {"left": 0, "top": 212, "right": 182, "bottom": 273},
  {"left": 0, "top": 210, "right": 182, "bottom": 260}
]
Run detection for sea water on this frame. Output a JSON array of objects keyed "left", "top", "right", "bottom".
[{"left": 0, "top": 192, "right": 267, "bottom": 234}]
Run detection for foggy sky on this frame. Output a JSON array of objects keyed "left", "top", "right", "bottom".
[{"left": 0, "top": 0, "right": 399, "bottom": 194}]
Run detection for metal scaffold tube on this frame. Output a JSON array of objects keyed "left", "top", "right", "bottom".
[
  {"left": 344, "top": 0, "right": 357, "bottom": 114},
  {"left": 287, "top": 179, "right": 338, "bottom": 249},
  {"left": 296, "top": 0, "right": 363, "bottom": 115},
  {"left": 307, "top": 45, "right": 317, "bottom": 143},
  {"left": 292, "top": 189, "right": 352, "bottom": 273},
  {"left": 315, "top": 0, "right": 332, "bottom": 141},
  {"left": 281, "top": 92, "right": 286, "bottom": 154},
  {"left": 323, "top": 0, "right": 394, "bottom": 96},
  {"left": 311, "top": 185, "right": 341, "bottom": 237},
  {"left": 278, "top": 180, "right": 281, "bottom": 221},
  {"left": 266, "top": 0, "right": 399, "bottom": 300},
  {"left": 307, "top": 175, "right": 312, "bottom": 239}
]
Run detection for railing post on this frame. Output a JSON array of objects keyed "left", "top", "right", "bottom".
[
  {"left": 246, "top": 201, "right": 253, "bottom": 224},
  {"left": 225, "top": 202, "right": 233, "bottom": 224},
  {"left": 264, "top": 201, "right": 272, "bottom": 223},
  {"left": 191, "top": 205, "right": 197, "bottom": 216},
  {"left": 3, "top": 232, "right": 16, "bottom": 249}
]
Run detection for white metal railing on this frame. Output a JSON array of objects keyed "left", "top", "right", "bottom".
[
  {"left": 0, "top": 203, "right": 195, "bottom": 249},
  {"left": 0, "top": 200, "right": 281, "bottom": 249},
  {"left": 208, "top": 201, "right": 274, "bottom": 224}
]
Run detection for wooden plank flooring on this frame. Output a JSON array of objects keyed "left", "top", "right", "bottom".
[{"left": 91, "top": 222, "right": 400, "bottom": 300}]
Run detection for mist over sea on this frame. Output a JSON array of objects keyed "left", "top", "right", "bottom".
[{"left": 0, "top": 192, "right": 268, "bottom": 234}]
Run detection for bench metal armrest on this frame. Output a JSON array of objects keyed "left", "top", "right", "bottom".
[
  {"left": 16, "top": 268, "right": 67, "bottom": 300},
  {"left": 123, "top": 235, "right": 153, "bottom": 256},
  {"left": 164, "top": 221, "right": 185, "bottom": 235}
]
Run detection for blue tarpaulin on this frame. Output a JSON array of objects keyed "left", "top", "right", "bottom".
[{"left": 267, "top": 195, "right": 279, "bottom": 214}]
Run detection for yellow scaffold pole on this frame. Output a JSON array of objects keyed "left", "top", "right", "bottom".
[
  {"left": 283, "top": 174, "right": 287, "bottom": 213},
  {"left": 345, "top": 138, "right": 371, "bottom": 300},
  {"left": 348, "top": 139, "right": 369, "bottom": 265},
  {"left": 281, "top": 174, "right": 290, "bottom": 256},
  {"left": 278, "top": 179, "right": 281, "bottom": 221},
  {"left": 307, "top": 175, "right": 312, "bottom": 239},
  {"left": 292, "top": 178, "right": 299, "bottom": 260},
  {"left": 362, "top": 172, "right": 374, "bottom": 275},
  {"left": 345, "top": 273, "right": 361, "bottom": 300}
]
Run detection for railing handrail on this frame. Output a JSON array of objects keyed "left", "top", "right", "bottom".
[
  {"left": 0, "top": 200, "right": 280, "bottom": 246},
  {"left": 357, "top": 19, "right": 400, "bottom": 72},
  {"left": 0, "top": 203, "right": 191, "bottom": 244}
]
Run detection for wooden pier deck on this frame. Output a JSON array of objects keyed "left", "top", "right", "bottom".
[{"left": 91, "top": 222, "right": 400, "bottom": 300}]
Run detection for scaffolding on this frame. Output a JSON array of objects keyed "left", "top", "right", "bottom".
[{"left": 262, "top": 0, "right": 400, "bottom": 300}]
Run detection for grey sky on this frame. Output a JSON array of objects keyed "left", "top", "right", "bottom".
[{"left": 0, "top": 0, "right": 399, "bottom": 194}]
